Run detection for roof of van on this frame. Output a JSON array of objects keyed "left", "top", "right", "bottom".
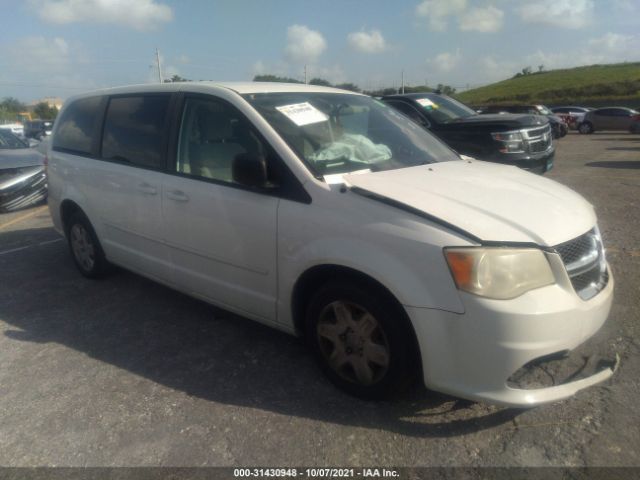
[{"left": 71, "top": 81, "right": 359, "bottom": 98}]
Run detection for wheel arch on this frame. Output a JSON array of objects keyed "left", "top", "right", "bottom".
[
  {"left": 59, "top": 199, "right": 85, "bottom": 236},
  {"left": 290, "top": 264, "right": 422, "bottom": 368}
]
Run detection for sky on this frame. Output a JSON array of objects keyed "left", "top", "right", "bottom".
[{"left": 1, "top": 0, "right": 639, "bottom": 102}]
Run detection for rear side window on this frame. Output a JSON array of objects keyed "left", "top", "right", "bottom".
[
  {"left": 53, "top": 96, "right": 102, "bottom": 155},
  {"left": 101, "top": 95, "right": 170, "bottom": 169}
]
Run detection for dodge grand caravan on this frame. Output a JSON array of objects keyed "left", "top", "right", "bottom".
[{"left": 47, "top": 82, "right": 617, "bottom": 406}]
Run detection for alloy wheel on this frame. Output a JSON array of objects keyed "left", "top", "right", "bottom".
[{"left": 70, "top": 223, "right": 96, "bottom": 272}]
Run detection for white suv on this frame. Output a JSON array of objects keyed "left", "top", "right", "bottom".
[{"left": 47, "top": 82, "right": 616, "bottom": 406}]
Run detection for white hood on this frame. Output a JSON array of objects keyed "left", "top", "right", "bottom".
[{"left": 344, "top": 160, "right": 595, "bottom": 246}]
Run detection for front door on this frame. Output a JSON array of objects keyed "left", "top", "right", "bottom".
[{"left": 161, "top": 96, "right": 279, "bottom": 322}]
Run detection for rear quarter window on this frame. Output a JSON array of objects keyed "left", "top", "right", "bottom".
[{"left": 53, "top": 96, "right": 102, "bottom": 155}]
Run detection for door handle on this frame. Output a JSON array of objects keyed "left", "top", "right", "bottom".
[
  {"left": 167, "top": 190, "right": 189, "bottom": 202},
  {"left": 137, "top": 182, "right": 157, "bottom": 195}
]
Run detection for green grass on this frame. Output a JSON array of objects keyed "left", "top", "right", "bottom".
[{"left": 456, "top": 62, "right": 640, "bottom": 106}]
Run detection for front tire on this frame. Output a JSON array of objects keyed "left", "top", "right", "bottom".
[
  {"left": 578, "top": 122, "right": 593, "bottom": 134},
  {"left": 66, "top": 211, "right": 110, "bottom": 278},
  {"left": 306, "top": 281, "right": 418, "bottom": 399}
]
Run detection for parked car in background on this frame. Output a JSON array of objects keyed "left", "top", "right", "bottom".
[
  {"left": 479, "top": 105, "right": 568, "bottom": 139},
  {"left": 0, "top": 129, "right": 47, "bottom": 212},
  {"left": 551, "top": 106, "right": 591, "bottom": 129},
  {"left": 24, "top": 119, "right": 54, "bottom": 140},
  {"left": 0, "top": 123, "right": 25, "bottom": 138},
  {"left": 578, "top": 107, "right": 640, "bottom": 134},
  {"left": 630, "top": 116, "right": 640, "bottom": 134},
  {"left": 382, "top": 93, "right": 555, "bottom": 173}
]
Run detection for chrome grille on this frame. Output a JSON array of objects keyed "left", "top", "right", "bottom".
[
  {"left": 525, "top": 126, "right": 548, "bottom": 137},
  {"left": 522, "top": 124, "right": 552, "bottom": 154},
  {"left": 554, "top": 228, "right": 608, "bottom": 300}
]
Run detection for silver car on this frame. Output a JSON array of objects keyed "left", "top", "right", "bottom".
[
  {"left": 0, "top": 129, "right": 47, "bottom": 212},
  {"left": 578, "top": 107, "right": 640, "bottom": 134}
]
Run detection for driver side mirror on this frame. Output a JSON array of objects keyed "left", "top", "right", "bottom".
[{"left": 232, "top": 153, "right": 268, "bottom": 188}]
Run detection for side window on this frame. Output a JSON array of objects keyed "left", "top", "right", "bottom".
[
  {"left": 53, "top": 96, "right": 102, "bottom": 155},
  {"left": 386, "top": 101, "right": 428, "bottom": 127},
  {"left": 101, "top": 95, "right": 170, "bottom": 169},
  {"left": 176, "top": 97, "right": 266, "bottom": 184}
]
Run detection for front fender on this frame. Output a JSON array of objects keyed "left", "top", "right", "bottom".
[{"left": 276, "top": 196, "right": 468, "bottom": 329}]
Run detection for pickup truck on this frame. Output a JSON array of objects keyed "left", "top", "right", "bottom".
[{"left": 382, "top": 93, "right": 555, "bottom": 174}]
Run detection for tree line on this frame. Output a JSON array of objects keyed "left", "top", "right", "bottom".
[
  {"left": 0, "top": 97, "right": 58, "bottom": 122},
  {"left": 163, "top": 73, "right": 457, "bottom": 96},
  {"left": 252, "top": 74, "right": 457, "bottom": 96}
]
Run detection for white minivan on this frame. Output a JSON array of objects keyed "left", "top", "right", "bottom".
[{"left": 47, "top": 82, "right": 617, "bottom": 406}]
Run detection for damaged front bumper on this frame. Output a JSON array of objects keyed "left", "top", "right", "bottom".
[
  {"left": 504, "top": 346, "right": 619, "bottom": 405},
  {"left": 407, "top": 264, "right": 616, "bottom": 407},
  {"left": 0, "top": 166, "right": 47, "bottom": 212}
]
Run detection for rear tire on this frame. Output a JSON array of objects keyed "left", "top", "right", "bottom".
[
  {"left": 305, "top": 280, "right": 418, "bottom": 399},
  {"left": 578, "top": 122, "right": 593, "bottom": 134},
  {"left": 66, "top": 211, "right": 111, "bottom": 278}
]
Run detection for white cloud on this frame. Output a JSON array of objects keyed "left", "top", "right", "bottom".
[
  {"left": 415, "top": 0, "right": 503, "bottom": 33},
  {"left": 459, "top": 6, "right": 504, "bottom": 33},
  {"left": 0, "top": 36, "right": 97, "bottom": 98},
  {"left": 612, "top": 0, "right": 639, "bottom": 12},
  {"left": 347, "top": 29, "right": 387, "bottom": 54},
  {"left": 517, "top": 0, "right": 594, "bottom": 29},
  {"left": 29, "top": 0, "right": 173, "bottom": 30},
  {"left": 252, "top": 60, "right": 268, "bottom": 76},
  {"left": 312, "top": 64, "right": 347, "bottom": 84},
  {"left": 588, "top": 32, "right": 635, "bottom": 52},
  {"left": 285, "top": 25, "right": 327, "bottom": 63},
  {"left": 415, "top": 0, "right": 466, "bottom": 32},
  {"left": 15, "top": 36, "right": 72, "bottom": 73},
  {"left": 429, "top": 49, "right": 462, "bottom": 73},
  {"left": 524, "top": 32, "right": 639, "bottom": 71},
  {"left": 477, "top": 55, "right": 518, "bottom": 82}
]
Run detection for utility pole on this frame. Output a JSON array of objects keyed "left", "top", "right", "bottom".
[
  {"left": 156, "top": 48, "right": 163, "bottom": 83},
  {"left": 304, "top": 65, "right": 307, "bottom": 84},
  {"left": 401, "top": 70, "right": 405, "bottom": 94}
]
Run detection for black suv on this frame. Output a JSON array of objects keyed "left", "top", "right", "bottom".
[{"left": 382, "top": 93, "right": 555, "bottom": 174}]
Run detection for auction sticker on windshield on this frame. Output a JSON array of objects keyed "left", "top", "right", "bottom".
[
  {"left": 276, "top": 102, "right": 329, "bottom": 126},
  {"left": 416, "top": 98, "right": 438, "bottom": 109}
]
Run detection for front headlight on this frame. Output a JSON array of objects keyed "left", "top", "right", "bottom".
[
  {"left": 444, "top": 247, "right": 555, "bottom": 299},
  {"left": 491, "top": 130, "right": 525, "bottom": 153}
]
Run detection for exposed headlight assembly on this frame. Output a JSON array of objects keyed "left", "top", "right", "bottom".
[{"left": 444, "top": 247, "right": 555, "bottom": 299}]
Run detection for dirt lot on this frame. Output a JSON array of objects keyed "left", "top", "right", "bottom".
[{"left": 0, "top": 132, "right": 638, "bottom": 467}]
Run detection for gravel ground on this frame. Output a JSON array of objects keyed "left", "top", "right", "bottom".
[{"left": 0, "top": 131, "right": 638, "bottom": 467}]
